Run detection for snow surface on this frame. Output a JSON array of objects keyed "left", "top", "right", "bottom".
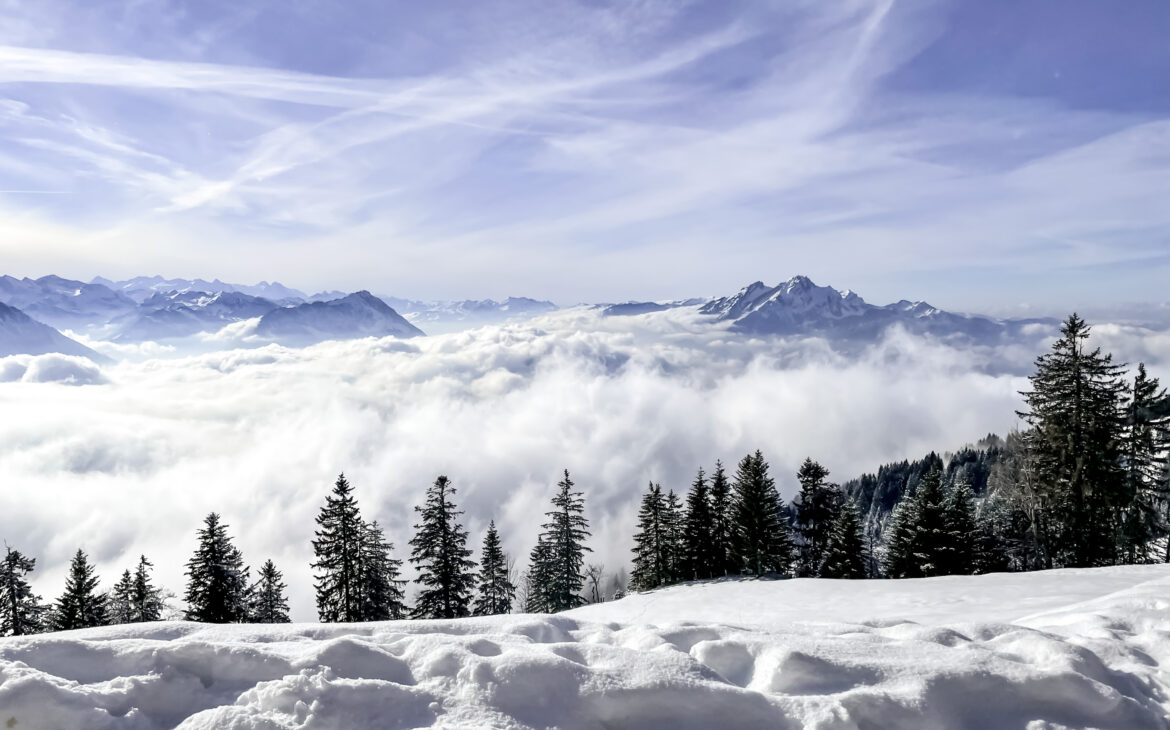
[{"left": 2, "top": 565, "right": 1167, "bottom": 729}]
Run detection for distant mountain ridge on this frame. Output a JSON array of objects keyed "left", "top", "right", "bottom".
[{"left": 698, "top": 275, "right": 1054, "bottom": 343}]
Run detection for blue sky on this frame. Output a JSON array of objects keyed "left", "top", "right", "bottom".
[{"left": 0, "top": 0, "right": 1167, "bottom": 311}]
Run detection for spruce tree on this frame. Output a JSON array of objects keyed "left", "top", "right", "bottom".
[
  {"left": 881, "top": 496, "right": 921, "bottom": 578},
  {"left": 248, "top": 559, "right": 291, "bottom": 623},
  {"left": 1018, "top": 314, "right": 1128, "bottom": 567},
  {"left": 131, "top": 555, "right": 165, "bottom": 622},
  {"left": 52, "top": 549, "right": 108, "bottom": 630},
  {"left": 312, "top": 473, "right": 365, "bottom": 622},
  {"left": 708, "top": 460, "right": 736, "bottom": 576},
  {"left": 664, "top": 489, "right": 685, "bottom": 583},
  {"left": 793, "top": 458, "right": 842, "bottom": 577},
  {"left": 940, "top": 481, "right": 976, "bottom": 575},
  {"left": 909, "top": 468, "right": 950, "bottom": 577},
  {"left": 523, "top": 536, "right": 553, "bottom": 613},
  {"left": 731, "top": 450, "right": 794, "bottom": 576},
  {"left": 681, "top": 468, "right": 719, "bottom": 580},
  {"left": 537, "top": 470, "right": 592, "bottom": 611},
  {"left": 473, "top": 521, "right": 515, "bottom": 616},
  {"left": 1120, "top": 363, "right": 1170, "bottom": 562},
  {"left": 184, "top": 513, "right": 249, "bottom": 623},
  {"left": 821, "top": 500, "right": 867, "bottom": 579},
  {"left": 630, "top": 482, "right": 674, "bottom": 591},
  {"left": 972, "top": 493, "right": 1013, "bottom": 574},
  {"left": 0, "top": 547, "right": 46, "bottom": 636},
  {"left": 358, "top": 520, "right": 407, "bottom": 621},
  {"left": 108, "top": 570, "right": 135, "bottom": 624},
  {"left": 410, "top": 475, "right": 476, "bottom": 619}
]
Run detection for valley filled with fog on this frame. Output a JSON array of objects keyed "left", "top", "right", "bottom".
[{"left": 3, "top": 300, "right": 1168, "bottom": 621}]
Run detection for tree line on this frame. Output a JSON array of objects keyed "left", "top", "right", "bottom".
[{"left": 2, "top": 314, "right": 1166, "bottom": 634}]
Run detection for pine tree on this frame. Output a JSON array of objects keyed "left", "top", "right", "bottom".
[
  {"left": 708, "top": 460, "right": 736, "bottom": 576},
  {"left": 821, "top": 500, "right": 867, "bottom": 579},
  {"left": 1120, "top": 363, "right": 1170, "bottom": 562},
  {"left": 107, "top": 570, "right": 135, "bottom": 624},
  {"left": 630, "top": 482, "right": 674, "bottom": 591},
  {"left": 881, "top": 496, "right": 921, "bottom": 578},
  {"left": 909, "top": 468, "right": 950, "bottom": 577},
  {"left": 312, "top": 473, "right": 365, "bottom": 622},
  {"left": 731, "top": 450, "right": 794, "bottom": 576},
  {"left": 664, "top": 489, "right": 685, "bottom": 583},
  {"left": 358, "top": 520, "right": 407, "bottom": 621},
  {"left": 793, "top": 458, "right": 842, "bottom": 577},
  {"left": 972, "top": 492, "right": 1012, "bottom": 574},
  {"left": 681, "top": 468, "right": 719, "bottom": 580},
  {"left": 0, "top": 547, "right": 46, "bottom": 636},
  {"left": 523, "top": 536, "right": 553, "bottom": 613},
  {"left": 131, "top": 555, "right": 165, "bottom": 622},
  {"left": 537, "top": 470, "right": 592, "bottom": 611},
  {"left": 184, "top": 513, "right": 249, "bottom": 623},
  {"left": 52, "top": 549, "right": 108, "bottom": 630},
  {"left": 473, "top": 521, "right": 515, "bottom": 616},
  {"left": 247, "top": 559, "right": 291, "bottom": 623},
  {"left": 940, "top": 482, "right": 976, "bottom": 575},
  {"left": 410, "top": 475, "right": 476, "bottom": 619},
  {"left": 1018, "top": 314, "right": 1128, "bottom": 567}
]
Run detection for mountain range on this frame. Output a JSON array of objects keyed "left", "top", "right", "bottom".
[{"left": 0, "top": 273, "right": 1062, "bottom": 362}]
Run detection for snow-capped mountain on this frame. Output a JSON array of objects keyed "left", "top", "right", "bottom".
[
  {"left": 255, "top": 291, "right": 424, "bottom": 344},
  {"left": 0, "top": 275, "right": 137, "bottom": 331},
  {"left": 700, "top": 275, "right": 1050, "bottom": 342},
  {"left": 0, "top": 302, "right": 108, "bottom": 361},
  {"left": 382, "top": 296, "right": 558, "bottom": 334},
  {"left": 92, "top": 276, "right": 308, "bottom": 305},
  {"left": 111, "top": 290, "right": 282, "bottom": 342}
]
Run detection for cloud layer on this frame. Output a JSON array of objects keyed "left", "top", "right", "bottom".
[{"left": 7, "top": 309, "right": 1167, "bottom": 620}]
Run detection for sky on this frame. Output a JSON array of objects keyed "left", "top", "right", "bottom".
[{"left": 0, "top": 0, "right": 1168, "bottom": 311}]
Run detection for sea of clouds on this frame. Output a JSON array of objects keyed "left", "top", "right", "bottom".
[{"left": 1, "top": 308, "right": 1167, "bottom": 620}]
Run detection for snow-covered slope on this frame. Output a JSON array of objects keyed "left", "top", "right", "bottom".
[
  {"left": 0, "top": 302, "right": 109, "bottom": 362},
  {"left": 255, "top": 291, "right": 424, "bottom": 344},
  {"left": 2, "top": 565, "right": 1167, "bottom": 729},
  {"left": 700, "top": 275, "right": 1053, "bottom": 343}
]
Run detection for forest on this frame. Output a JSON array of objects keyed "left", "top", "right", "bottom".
[{"left": 2, "top": 314, "right": 1167, "bottom": 634}]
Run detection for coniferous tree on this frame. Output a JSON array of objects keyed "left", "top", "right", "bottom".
[
  {"left": 537, "top": 470, "right": 592, "bottom": 611},
  {"left": 821, "top": 500, "right": 867, "bottom": 579},
  {"left": 881, "top": 496, "right": 921, "bottom": 578},
  {"left": 358, "top": 520, "right": 407, "bottom": 621},
  {"left": 708, "top": 460, "right": 736, "bottom": 576},
  {"left": 793, "top": 458, "right": 842, "bottom": 577},
  {"left": 312, "top": 473, "right": 365, "bottom": 622},
  {"left": 972, "top": 493, "right": 1013, "bottom": 574},
  {"left": 940, "top": 482, "right": 976, "bottom": 575},
  {"left": 248, "top": 559, "right": 291, "bottom": 623},
  {"left": 130, "top": 555, "right": 165, "bottom": 622},
  {"left": 473, "top": 521, "right": 515, "bottom": 616},
  {"left": 107, "top": 570, "right": 135, "bottom": 624},
  {"left": 630, "top": 482, "right": 675, "bottom": 591},
  {"left": 731, "top": 450, "right": 794, "bottom": 576},
  {"left": 523, "top": 536, "right": 553, "bottom": 613},
  {"left": 681, "top": 468, "right": 719, "bottom": 580},
  {"left": 183, "top": 513, "right": 249, "bottom": 623},
  {"left": 0, "top": 547, "right": 46, "bottom": 636},
  {"left": 52, "top": 549, "right": 108, "bottom": 630},
  {"left": 664, "top": 489, "right": 685, "bottom": 583},
  {"left": 1120, "top": 363, "right": 1170, "bottom": 562},
  {"left": 410, "top": 475, "right": 476, "bottom": 619},
  {"left": 909, "top": 468, "right": 950, "bottom": 577},
  {"left": 1018, "top": 314, "right": 1128, "bottom": 567}
]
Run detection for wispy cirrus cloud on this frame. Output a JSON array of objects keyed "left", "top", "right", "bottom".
[{"left": 0, "top": 0, "right": 1166, "bottom": 311}]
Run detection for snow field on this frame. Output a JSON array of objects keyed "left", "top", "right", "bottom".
[{"left": 0, "top": 565, "right": 1167, "bottom": 729}]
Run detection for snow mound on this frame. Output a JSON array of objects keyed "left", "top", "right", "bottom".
[{"left": 0, "top": 566, "right": 1167, "bottom": 729}]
